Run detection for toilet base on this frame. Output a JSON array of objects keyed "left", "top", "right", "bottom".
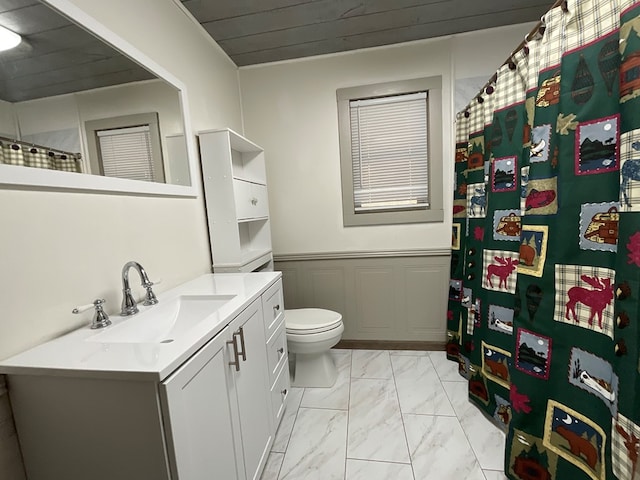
[{"left": 291, "top": 351, "right": 338, "bottom": 388}]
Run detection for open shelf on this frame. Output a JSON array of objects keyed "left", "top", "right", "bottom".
[{"left": 199, "top": 129, "right": 273, "bottom": 273}]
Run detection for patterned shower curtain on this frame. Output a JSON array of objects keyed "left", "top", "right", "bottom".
[{"left": 447, "top": 1, "right": 640, "bottom": 479}]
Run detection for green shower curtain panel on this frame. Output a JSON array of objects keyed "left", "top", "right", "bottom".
[{"left": 447, "top": 1, "right": 640, "bottom": 479}]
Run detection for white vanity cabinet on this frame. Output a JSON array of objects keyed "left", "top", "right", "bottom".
[
  {"left": 160, "top": 324, "right": 244, "bottom": 480},
  {"left": 162, "top": 297, "right": 273, "bottom": 480},
  {"left": 227, "top": 297, "right": 273, "bottom": 480},
  {"left": 3, "top": 275, "right": 288, "bottom": 480},
  {"left": 199, "top": 128, "right": 274, "bottom": 273},
  {"left": 262, "top": 279, "right": 290, "bottom": 429}
]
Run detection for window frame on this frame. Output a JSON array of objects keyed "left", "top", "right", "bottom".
[
  {"left": 85, "top": 112, "right": 165, "bottom": 183},
  {"left": 337, "top": 76, "right": 444, "bottom": 227}
]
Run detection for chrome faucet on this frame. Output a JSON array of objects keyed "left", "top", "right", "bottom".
[{"left": 120, "top": 261, "right": 158, "bottom": 316}]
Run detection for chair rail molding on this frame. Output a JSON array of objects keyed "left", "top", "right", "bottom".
[{"left": 274, "top": 248, "right": 451, "bottom": 262}]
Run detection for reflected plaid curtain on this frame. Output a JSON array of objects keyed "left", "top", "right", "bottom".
[{"left": 0, "top": 141, "right": 81, "bottom": 173}]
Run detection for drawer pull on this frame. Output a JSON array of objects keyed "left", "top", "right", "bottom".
[
  {"left": 277, "top": 347, "right": 284, "bottom": 354},
  {"left": 281, "top": 388, "right": 288, "bottom": 396},
  {"left": 227, "top": 336, "right": 240, "bottom": 372},
  {"left": 250, "top": 197, "right": 258, "bottom": 206},
  {"left": 236, "top": 326, "right": 247, "bottom": 362},
  {"left": 273, "top": 304, "right": 280, "bottom": 316}
]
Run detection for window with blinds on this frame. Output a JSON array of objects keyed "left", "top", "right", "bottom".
[
  {"left": 337, "top": 76, "right": 444, "bottom": 226},
  {"left": 97, "top": 125, "right": 156, "bottom": 182},
  {"left": 349, "top": 92, "right": 429, "bottom": 212}
]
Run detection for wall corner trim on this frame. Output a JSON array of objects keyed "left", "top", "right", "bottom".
[{"left": 274, "top": 248, "right": 451, "bottom": 262}]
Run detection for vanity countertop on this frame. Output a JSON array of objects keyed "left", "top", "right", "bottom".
[{"left": 0, "top": 272, "right": 281, "bottom": 382}]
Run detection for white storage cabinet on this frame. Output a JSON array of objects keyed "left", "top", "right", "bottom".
[{"left": 199, "top": 129, "right": 273, "bottom": 273}]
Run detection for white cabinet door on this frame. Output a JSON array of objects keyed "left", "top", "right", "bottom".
[
  {"left": 160, "top": 326, "right": 243, "bottom": 480},
  {"left": 229, "top": 299, "right": 273, "bottom": 480}
]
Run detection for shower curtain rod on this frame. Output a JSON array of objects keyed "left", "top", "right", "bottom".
[
  {"left": 471, "top": 0, "right": 569, "bottom": 105},
  {"left": 0, "top": 134, "right": 81, "bottom": 159}
]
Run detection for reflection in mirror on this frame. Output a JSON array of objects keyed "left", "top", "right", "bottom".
[{"left": 0, "top": 0, "right": 191, "bottom": 186}]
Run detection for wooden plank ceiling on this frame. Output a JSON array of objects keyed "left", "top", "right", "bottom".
[
  {"left": 181, "top": 0, "right": 552, "bottom": 66},
  {"left": 0, "top": 0, "right": 154, "bottom": 102},
  {"left": 0, "top": 0, "right": 551, "bottom": 102}
]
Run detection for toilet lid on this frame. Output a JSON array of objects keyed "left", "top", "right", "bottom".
[{"left": 285, "top": 308, "right": 342, "bottom": 334}]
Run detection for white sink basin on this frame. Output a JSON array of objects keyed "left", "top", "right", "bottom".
[{"left": 86, "top": 294, "right": 236, "bottom": 344}]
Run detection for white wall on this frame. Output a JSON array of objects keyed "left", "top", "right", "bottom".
[
  {"left": 14, "top": 94, "right": 81, "bottom": 152},
  {"left": 0, "top": 99, "right": 16, "bottom": 137},
  {"left": 239, "top": 23, "right": 533, "bottom": 256},
  {"left": 0, "top": 0, "right": 241, "bottom": 360}
]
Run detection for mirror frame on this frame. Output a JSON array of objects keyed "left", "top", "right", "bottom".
[{"left": 0, "top": 0, "right": 199, "bottom": 197}]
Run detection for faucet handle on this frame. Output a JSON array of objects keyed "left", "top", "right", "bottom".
[
  {"left": 142, "top": 278, "right": 162, "bottom": 306},
  {"left": 73, "top": 299, "right": 112, "bottom": 329}
]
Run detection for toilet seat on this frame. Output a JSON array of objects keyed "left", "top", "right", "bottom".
[{"left": 285, "top": 308, "right": 342, "bottom": 335}]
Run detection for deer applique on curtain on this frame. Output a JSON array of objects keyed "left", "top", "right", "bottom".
[{"left": 447, "top": 1, "right": 640, "bottom": 479}]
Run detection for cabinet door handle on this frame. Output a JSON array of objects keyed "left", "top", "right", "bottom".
[
  {"left": 273, "top": 304, "right": 280, "bottom": 317},
  {"left": 250, "top": 197, "right": 258, "bottom": 206},
  {"left": 236, "top": 327, "right": 247, "bottom": 362},
  {"left": 227, "top": 335, "right": 240, "bottom": 372},
  {"left": 281, "top": 388, "right": 288, "bottom": 396}
]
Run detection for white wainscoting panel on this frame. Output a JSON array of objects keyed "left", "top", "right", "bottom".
[
  {"left": 274, "top": 251, "right": 449, "bottom": 342},
  {"left": 309, "top": 267, "right": 348, "bottom": 316},
  {"left": 354, "top": 266, "right": 396, "bottom": 335}
]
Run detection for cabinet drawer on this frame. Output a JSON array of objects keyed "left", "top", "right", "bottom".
[
  {"left": 261, "top": 280, "right": 284, "bottom": 339},
  {"left": 266, "top": 320, "right": 288, "bottom": 386},
  {"left": 270, "top": 360, "right": 290, "bottom": 429},
  {"left": 234, "top": 179, "right": 268, "bottom": 220}
]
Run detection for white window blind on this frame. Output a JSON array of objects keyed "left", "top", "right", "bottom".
[
  {"left": 350, "top": 92, "right": 429, "bottom": 212},
  {"left": 97, "top": 125, "right": 155, "bottom": 182}
]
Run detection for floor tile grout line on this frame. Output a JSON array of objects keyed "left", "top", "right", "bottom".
[
  {"left": 276, "top": 387, "right": 304, "bottom": 479},
  {"left": 441, "top": 376, "right": 489, "bottom": 473},
  {"left": 344, "top": 350, "right": 353, "bottom": 480},
  {"left": 270, "top": 349, "right": 505, "bottom": 480},
  {"left": 390, "top": 353, "right": 458, "bottom": 418},
  {"left": 298, "top": 404, "right": 349, "bottom": 411},
  {"left": 272, "top": 452, "right": 284, "bottom": 480},
  {"left": 390, "top": 351, "right": 418, "bottom": 480},
  {"left": 429, "top": 351, "right": 461, "bottom": 384},
  {"left": 345, "top": 457, "right": 413, "bottom": 465}
]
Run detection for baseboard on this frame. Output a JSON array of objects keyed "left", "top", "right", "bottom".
[{"left": 334, "top": 340, "right": 445, "bottom": 351}]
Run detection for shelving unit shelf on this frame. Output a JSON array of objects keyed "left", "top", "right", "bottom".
[{"left": 199, "top": 128, "right": 273, "bottom": 273}]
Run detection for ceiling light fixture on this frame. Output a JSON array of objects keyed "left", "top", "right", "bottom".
[{"left": 0, "top": 25, "right": 21, "bottom": 52}]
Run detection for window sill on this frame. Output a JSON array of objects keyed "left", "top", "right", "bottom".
[{"left": 343, "top": 208, "right": 444, "bottom": 227}]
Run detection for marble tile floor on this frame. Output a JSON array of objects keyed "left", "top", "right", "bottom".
[{"left": 260, "top": 349, "right": 508, "bottom": 480}]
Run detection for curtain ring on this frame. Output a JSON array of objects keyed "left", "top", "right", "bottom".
[{"left": 538, "top": 14, "right": 547, "bottom": 36}]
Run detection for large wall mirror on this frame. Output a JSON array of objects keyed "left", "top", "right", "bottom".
[{"left": 0, "top": 0, "right": 197, "bottom": 196}]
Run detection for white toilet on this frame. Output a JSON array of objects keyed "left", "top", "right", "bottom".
[{"left": 285, "top": 308, "right": 344, "bottom": 388}]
